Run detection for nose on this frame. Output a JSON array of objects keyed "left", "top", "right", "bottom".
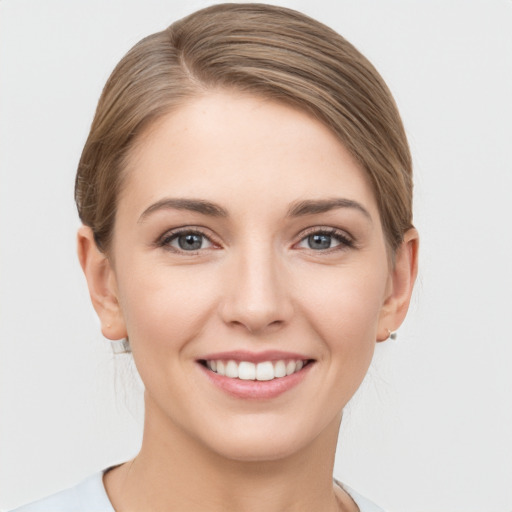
[{"left": 219, "top": 245, "right": 293, "bottom": 335}]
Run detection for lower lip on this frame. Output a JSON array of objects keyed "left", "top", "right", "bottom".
[{"left": 198, "top": 362, "right": 313, "bottom": 399}]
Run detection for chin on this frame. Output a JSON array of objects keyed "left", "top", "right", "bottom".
[
  {"left": 196, "top": 416, "right": 333, "bottom": 464},
  {"left": 208, "top": 436, "right": 305, "bottom": 463}
]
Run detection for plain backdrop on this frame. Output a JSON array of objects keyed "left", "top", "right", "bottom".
[{"left": 1, "top": 1, "right": 511, "bottom": 511}]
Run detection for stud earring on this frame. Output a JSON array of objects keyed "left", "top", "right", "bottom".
[{"left": 387, "top": 328, "right": 397, "bottom": 340}]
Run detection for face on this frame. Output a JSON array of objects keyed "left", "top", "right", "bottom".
[{"left": 106, "top": 92, "right": 396, "bottom": 461}]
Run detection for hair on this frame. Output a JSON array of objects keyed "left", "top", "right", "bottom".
[{"left": 75, "top": 2, "right": 413, "bottom": 253}]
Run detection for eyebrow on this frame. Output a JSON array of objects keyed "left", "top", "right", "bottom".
[
  {"left": 138, "top": 198, "right": 228, "bottom": 222},
  {"left": 138, "top": 196, "right": 371, "bottom": 223},
  {"left": 286, "top": 198, "right": 372, "bottom": 221}
]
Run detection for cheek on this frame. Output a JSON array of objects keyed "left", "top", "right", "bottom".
[
  {"left": 296, "top": 263, "right": 387, "bottom": 339},
  {"left": 115, "top": 262, "right": 221, "bottom": 352},
  {"left": 294, "top": 264, "right": 388, "bottom": 386}
]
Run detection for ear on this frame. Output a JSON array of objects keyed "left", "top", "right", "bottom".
[
  {"left": 77, "top": 226, "right": 127, "bottom": 340},
  {"left": 377, "top": 228, "right": 419, "bottom": 342}
]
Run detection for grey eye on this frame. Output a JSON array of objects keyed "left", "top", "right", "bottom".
[
  {"left": 160, "top": 229, "right": 215, "bottom": 253},
  {"left": 296, "top": 230, "right": 351, "bottom": 251},
  {"left": 307, "top": 234, "right": 334, "bottom": 250},
  {"left": 177, "top": 233, "right": 206, "bottom": 251}
]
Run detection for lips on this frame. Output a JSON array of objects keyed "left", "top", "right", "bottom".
[{"left": 197, "top": 351, "right": 314, "bottom": 399}]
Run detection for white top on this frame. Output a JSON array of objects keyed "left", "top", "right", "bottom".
[{"left": 9, "top": 471, "right": 386, "bottom": 512}]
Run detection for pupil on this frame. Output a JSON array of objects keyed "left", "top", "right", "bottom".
[
  {"left": 308, "top": 234, "right": 331, "bottom": 250},
  {"left": 179, "top": 234, "right": 202, "bottom": 250}
]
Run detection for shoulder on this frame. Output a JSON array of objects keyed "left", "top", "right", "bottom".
[
  {"left": 336, "top": 480, "right": 388, "bottom": 512},
  {"left": 8, "top": 472, "right": 385, "bottom": 512},
  {"left": 7, "top": 471, "right": 114, "bottom": 512}
]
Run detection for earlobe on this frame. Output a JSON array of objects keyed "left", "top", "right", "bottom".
[
  {"left": 377, "top": 228, "right": 419, "bottom": 342},
  {"left": 77, "top": 226, "right": 127, "bottom": 340}
]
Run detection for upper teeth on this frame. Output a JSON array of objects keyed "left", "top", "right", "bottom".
[{"left": 206, "top": 359, "right": 305, "bottom": 381}]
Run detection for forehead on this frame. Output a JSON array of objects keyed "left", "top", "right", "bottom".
[{"left": 120, "top": 91, "right": 378, "bottom": 218}]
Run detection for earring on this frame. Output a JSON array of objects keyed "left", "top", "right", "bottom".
[
  {"left": 387, "top": 328, "right": 397, "bottom": 340},
  {"left": 111, "top": 337, "right": 131, "bottom": 354}
]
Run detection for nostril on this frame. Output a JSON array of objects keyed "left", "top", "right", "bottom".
[{"left": 228, "top": 318, "right": 286, "bottom": 335}]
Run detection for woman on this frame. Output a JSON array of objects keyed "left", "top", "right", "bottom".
[{"left": 12, "top": 3, "right": 418, "bottom": 511}]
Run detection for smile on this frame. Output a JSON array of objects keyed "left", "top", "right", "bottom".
[
  {"left": 204, "top": 359, "right": 309, "bottom": 381},
  {"left": 198, "top": 351, "right": 315, "bottom": 399}
]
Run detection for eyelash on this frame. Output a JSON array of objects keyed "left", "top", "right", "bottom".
[
  {"left": 156, "top": 227, "right": 218, "bottom": 254},
  {"left": 295, "top": 227, "right": 355, "bottom": 252},
  {"left": 155, "top": 227, "right": 355, "bottom": 254}
]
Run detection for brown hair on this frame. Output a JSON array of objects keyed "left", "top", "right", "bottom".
[{"left": 75, "top": 3, "right": 413, "bottom": 253}]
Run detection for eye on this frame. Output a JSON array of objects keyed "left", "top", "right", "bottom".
[
  {"left": 306, "top": 233, "right": 337, "bottom": 250},
  {"left": 296, "top": 229, "right": 353, "bottom": 251},
  {"left": 175, "top": 233, "right": 210, "bottom": 251},
  {"left": 159, "top": 229, "right": 214, "bottom": 252}
]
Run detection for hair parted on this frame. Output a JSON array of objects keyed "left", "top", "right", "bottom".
[{"left": 75, "top": 2, "right": 413, "bottom": 253}]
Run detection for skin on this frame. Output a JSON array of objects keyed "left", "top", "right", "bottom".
[{"left": 78, "top": 91, "right": 418, "bottom": 512}]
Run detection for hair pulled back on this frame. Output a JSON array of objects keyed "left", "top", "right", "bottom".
[{"left": 75, "top": 3, "right": 413, "bottom": 253}]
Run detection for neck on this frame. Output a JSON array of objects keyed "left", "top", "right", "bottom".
[{"left": 104, "top": 397, "right": 356, "bottom": 512}]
